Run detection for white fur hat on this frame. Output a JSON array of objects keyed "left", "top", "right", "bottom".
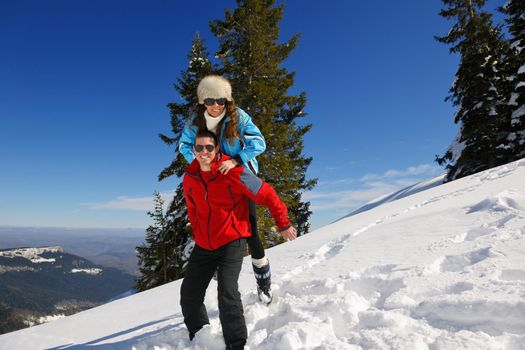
[{"left": 197, "top": 75, "right": 233, "bottom": 104}]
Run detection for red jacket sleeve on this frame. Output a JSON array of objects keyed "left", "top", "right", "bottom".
[
  {"left": 182, "top": 177, "right": 197, "bottom": 236},
  {"left": 229, "top": 167, "right": 291, "bottom": 231}
]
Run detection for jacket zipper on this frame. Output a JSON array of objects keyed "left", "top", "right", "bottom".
[
  {"left": 187, "top": 170, "right": 215, "bottom": 250},
  {"left": 200, "top": 178, "right": 213, "bottom": 250},
  {"left": 228, "top": 186, "right": 243, "bottom": 238},
  {"left": 187, "top": 168, "right": 240, "bottom": 248}
]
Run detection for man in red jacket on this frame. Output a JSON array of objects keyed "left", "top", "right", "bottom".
[{"left": 181, "top": 129, "right": 297, "bottom": 349}]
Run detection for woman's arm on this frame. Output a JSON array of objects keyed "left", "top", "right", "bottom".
[
  {"left": 235, "top": 108, "right": 266, "bottom": 165},
  {"left": 178, "top": 122, "right": 197, "bottom": 164}
]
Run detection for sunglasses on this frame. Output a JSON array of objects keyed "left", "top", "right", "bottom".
[
  {"left": 203, "top": 98, "right": 227, "bottom": 106},
  {"left": 194, "top": 144, "right": 216, "bottom": 152}
]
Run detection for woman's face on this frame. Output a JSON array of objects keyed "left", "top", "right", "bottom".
[{"left": 204, "top": 99, "right": 226, "bottom": 118}]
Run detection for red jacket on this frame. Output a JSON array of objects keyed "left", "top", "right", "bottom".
[{"left": 183, "top": 154, "right": 291, "bottom": 251}]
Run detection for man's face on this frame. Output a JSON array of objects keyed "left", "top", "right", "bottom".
[{"left": 194, "top": 136, "right": 218, "bottom": 168}]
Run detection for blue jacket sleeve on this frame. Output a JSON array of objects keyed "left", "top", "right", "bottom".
[
  {"left": 178, "top": 121, "right": 197, "bottom": 164},
  {"left": 236, "top": 108, "right": 266, "bottom": 165}
]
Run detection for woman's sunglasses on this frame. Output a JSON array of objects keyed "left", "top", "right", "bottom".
[
  {"left": 203, "top": 98, "right": 227, "bottom": 106},
  {"left": 194, "top": 144, "right": 215, "bottom": 152}
]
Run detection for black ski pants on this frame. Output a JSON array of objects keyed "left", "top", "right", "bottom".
[
  {"left": 180, "top": 239, "right": 247, "bottom": 349},
  {"left": 247, "top": 199, "right": 264, "bottom": 259}
]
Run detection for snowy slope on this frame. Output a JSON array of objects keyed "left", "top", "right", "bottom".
[
  {"left": 1, "top": 159, "right": 525, "bottom": 349},
  {"left": 337, "top": 174, "right": 445, "bottom": 220}
]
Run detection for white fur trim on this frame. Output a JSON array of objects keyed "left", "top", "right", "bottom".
[{"left": 197, "top": 75, "right": 233, "bottom": 104}]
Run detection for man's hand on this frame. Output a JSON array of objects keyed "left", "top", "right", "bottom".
[
  {"left": 281, "top": 226, "right": 297, "bottom": 241},
  {"left": 218, "top": 159, "right": 237, "bottom": 174}
]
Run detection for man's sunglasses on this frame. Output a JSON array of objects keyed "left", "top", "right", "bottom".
[
  {"left": 203, "top": 98, "right": 227, "bottom": 106},
  {"left": 194, "top": 144, "right": 215, "bottom": 152}
]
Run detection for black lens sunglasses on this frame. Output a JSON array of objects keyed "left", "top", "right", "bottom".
[
  {"left": 194, "top": 144, "right": 216, "bottom": 152},
  {"left": 203, "top": 98, "right": 227, "bottom": 106}
]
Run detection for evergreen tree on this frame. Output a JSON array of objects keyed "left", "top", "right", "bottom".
[
  {"left": 139, "top": 2, "right": 316, "bottom": 289},
  {"left": 499, "top": 0, "right": 525, "bottom": 159},
  {"left": 0, "top": 308, "right": 25, "bottom": 334},
  {"left": 138, "top": 34, "right": 215, "bottom": 286},
  {"left": 136, "top": 192, "right": 187, "bottom": 291},
  {"left": 210, "top": 0, "right": 317, "bottom": 243},
  {"left": 160, "top": 32, "right": 216, "bottom": 180},
  {"left": 435, "top": 0, "right": 511, "bottom": 181}
]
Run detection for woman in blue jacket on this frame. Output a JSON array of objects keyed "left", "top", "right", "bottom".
[{"left": 178, "top": 75, "right": 274, "bottom": 304}]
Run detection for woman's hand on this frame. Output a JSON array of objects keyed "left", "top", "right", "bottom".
[
  {"left": 281, "top": 226, "right": 297, "bottom": 241},
  {"left": 218, "top": 159, "right": 238, "bottom": 174}
]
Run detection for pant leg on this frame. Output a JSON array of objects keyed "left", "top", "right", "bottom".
[
  {"left": 246, "top": 199, "right": 265, "bottom": 259},
  {"left": 180, "top": 244, "right": 218, "bottom": 337},
  {"left": 217, "top": 239, "right": 247, "bottom": 348}
]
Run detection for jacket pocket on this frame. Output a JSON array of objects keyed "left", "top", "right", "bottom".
[
  {"left": 230, "top": 214, "right": 244, "bottom": 239},
  {"left": 227, "top": 186, "right": 237, "bottom": 210}
]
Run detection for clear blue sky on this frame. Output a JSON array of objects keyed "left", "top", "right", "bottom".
[{"left": 0, "top": 0, "right": 505, "bottom": 231}]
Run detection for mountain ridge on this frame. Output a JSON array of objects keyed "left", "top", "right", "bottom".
[{"left": 0, "top": 245, "right": 135, "bottom": 334}]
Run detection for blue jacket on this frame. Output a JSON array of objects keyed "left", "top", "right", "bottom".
[{"left": 178, "top": 108, "right": 266, "bottom": 173}]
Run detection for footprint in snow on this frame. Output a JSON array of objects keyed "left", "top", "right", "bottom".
[
  {"left": 500, "top": 269, "right": 525, "bottom": 282},
  {"left": 439, "top": 247, "right": 493, "bottom": 273},
  {"left": 467, "top": 190, "right": 525, "bottom": 215}
]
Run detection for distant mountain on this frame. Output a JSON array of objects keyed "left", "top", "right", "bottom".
[
  {"left": 0, "top": 227, "right": 145, "bottom": 276},
  {"left": 0, "top": 246, "right": 135, "bottom": 334}
]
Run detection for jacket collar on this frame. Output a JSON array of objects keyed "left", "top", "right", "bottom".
[{"left": 185, "top": 152, "right": 230, "bottom": 177}]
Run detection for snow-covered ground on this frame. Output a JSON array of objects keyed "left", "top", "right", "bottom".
[
  {"left": 1, "top": 159, "right": 525, "bottom": 349},
  {"left": 0, "top": 246, "right": 63, "bottom": 263}
]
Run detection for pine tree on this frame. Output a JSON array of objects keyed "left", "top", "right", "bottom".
[
  {"left": 137, "top": 34, "right": 215, "bottom": 287},
  {"left": 150, "top": 33, "right": 216, "bottom": 279},
  {"left": 139, "top": 2, "right": 316, "bottom": 289},
  {"left": 210, "top": 0, "right": 317, "bottom": 243},
  {"left": 499, "top": 0, "right": 525, "bottom": 159},
  {"left": 136, "top": 192, "right": 187, "bottom": 291},
  {"left": 435, "top": 0, "right": 511, "bottom": 181},
  {"left": 160, "top": 32, "right": 216, "bottom": 180},
  {"left": 0, "top": 308, "right": 26, "bottom": 334}
]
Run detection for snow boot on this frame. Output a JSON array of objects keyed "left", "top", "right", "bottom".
[{"left": 252, "top": 261, "right": 272, "bottom": 304}]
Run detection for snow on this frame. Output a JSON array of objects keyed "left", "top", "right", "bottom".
[
  {"left": 473, "top": 101, "right": 483, "bottom": 110},
  {"left": 71, "top": 268, "right": 103, "bottom": 275},
  {"left": 445, "top": 127, "right": 466, "bottom": 165},
  {"left": 518, "top": 63, "right": 525, "bottom": 75},
  {"left": 24, "top": 315, "right": 66, "bottom": 327},
  {"left": 512, "top": 105, "right": 525, "bottom": 122},
  {"left": 29, "top": 257, "right": 56, "bottom": 263},
  {"left": 0, "top": 246, "right": 63, "bottom": 263},
  {"left": 0, "top": 266, "right": 37, "bottom": 274},
  {"left": 511, "top": 40, "right": 523, "bottom": 52},
  {"left": 1, "top": 159, "right": 525, "bottom": 349}
]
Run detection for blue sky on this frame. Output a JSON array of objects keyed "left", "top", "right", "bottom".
[{"left": 0, "top": 0, "right": 505, "bottom": 231}]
